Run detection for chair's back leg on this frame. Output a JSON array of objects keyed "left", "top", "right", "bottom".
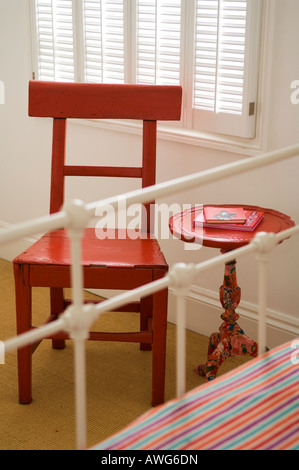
[
  {"left": 50, "top": 287, "right": 66, "bottom": 349},
  {"left": 50, "top": 118, "right": 67, "bottom": 214},
  {"left": 142, "top": 120, "right": 157, "bottom": 233},
  {"left": 140, "top": 294, "right": 153, "bottom": 351}
]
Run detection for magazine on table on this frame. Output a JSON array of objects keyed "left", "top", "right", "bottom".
[{"left": 194, "top": 207, "right": 264, "bottom": 232}]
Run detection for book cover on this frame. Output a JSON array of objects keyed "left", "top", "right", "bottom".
[
  {"left": 194, "top": 210, "right": 264, "bottom": 232},
  {"left": 203, "top": 206, "right": 247, "bottom": 224}
]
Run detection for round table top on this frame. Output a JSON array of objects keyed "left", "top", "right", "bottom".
[{"left": 169, "top": 204, "right": 295, "bottom": 250}]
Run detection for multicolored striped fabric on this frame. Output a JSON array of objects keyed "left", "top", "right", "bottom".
[{"left": 92, "top": 340, "right": 299, "bottom": 450}]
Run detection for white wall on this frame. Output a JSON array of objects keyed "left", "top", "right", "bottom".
[{"left": 0, "top": 0, "right": 298, "bottom": 347}]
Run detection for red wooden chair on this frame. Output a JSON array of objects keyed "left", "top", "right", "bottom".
[{"left": 13, "top": 81, "right": 182, "bottom": 406}]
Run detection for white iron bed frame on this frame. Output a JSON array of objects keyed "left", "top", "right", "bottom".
[{"left": 1, "top": 144, "right": 299, "bottom": 450}]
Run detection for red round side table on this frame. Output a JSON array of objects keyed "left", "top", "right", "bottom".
[{"left": 169, "top": 204, "right": 295, "bottom": 381}]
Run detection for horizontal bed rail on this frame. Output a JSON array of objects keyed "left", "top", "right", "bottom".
[
  {"left": 4, "top": 223, "right": 299, "bottom": 354},
  {"left": 1, "top": 143, "right": 299, "bottom": 247},
  {"left": 0, "top": 143, "right": 298, "bottom": 450}
]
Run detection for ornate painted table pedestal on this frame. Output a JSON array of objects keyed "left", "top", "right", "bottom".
[
  {"left": 169, "top": 204, "right": 294, "bottom": 381},
  {"left": 195, "top": 253, "right": 257, "bottom": 381}
]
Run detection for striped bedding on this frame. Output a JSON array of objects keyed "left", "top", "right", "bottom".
[{"left": 93, "top": 339, "right": 299, "bottom": 450}]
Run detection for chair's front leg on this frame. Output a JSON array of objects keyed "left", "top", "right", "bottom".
[
  {"left": 13, "top": 263, "right": 33, "bottom": 404},
  {"left": 151, "top": 270, "right": 168, "bottom": 406}
]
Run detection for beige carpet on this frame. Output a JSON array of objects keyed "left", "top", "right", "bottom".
[{"left": 0, "top": 258, "right": 250, "bottom": 450}]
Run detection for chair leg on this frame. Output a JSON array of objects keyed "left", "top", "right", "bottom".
[
  {"left": 50, "top": 287, "right": 66, "bottom": 349},
  {"left": 151, "top": 274, "right": 168, "bottom": 406},
  {"left": 14, "top": 263, "right": 32, "bottom": 404}
]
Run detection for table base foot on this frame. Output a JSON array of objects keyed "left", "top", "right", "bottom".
[{"left": 195, "top": 324, "right": 258, "bottom": 381}]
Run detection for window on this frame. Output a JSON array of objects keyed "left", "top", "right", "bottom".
[{"left": 30, "top": 0, "right": 262, "bottom": 139}]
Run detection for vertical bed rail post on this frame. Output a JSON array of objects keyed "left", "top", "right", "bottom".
[
  {"left": 257, "top": 252, "right": 269, "bottom": 356},
  {"left": 63, "top": 200, "right": 92, "bottom": 450},
  {"left": 253, "top": 232, "right": 277, "bottom": 356},
  {"left": 176, "top": 290, "right": 187, "bottom": 398},
  {"left": 170, "top": 263, "right": 196, "bottom": 398}
]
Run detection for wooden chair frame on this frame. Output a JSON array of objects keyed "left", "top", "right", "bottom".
[{"left": 13, "top": 81, "right": 182, "bottom": 406}]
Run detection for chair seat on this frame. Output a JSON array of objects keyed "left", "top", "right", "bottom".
[{"left": 14, "top": 228, "right": 167, "bottom": 269}]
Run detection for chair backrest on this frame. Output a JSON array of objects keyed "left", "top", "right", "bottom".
[{"left": 28, "top": 81, "right": 182, "bottom": 231}]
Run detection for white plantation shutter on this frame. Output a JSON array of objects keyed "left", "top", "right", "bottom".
[
  {"left": 31, "top": 0, "right": 261, "bottom": 138},
  {"left": 33, "top": 0, "right": 75, "bottom": 82},
  {"left": 83, "top": 0, "right": 125, "bottom": 83},
  {"left": 193, "top": 0, "right": 261, "bottom": 137},
  {"left": 81, "top": 1, "right": 103, "bottom": 83},
  {"left": 136, "top": 0, "right": 181, "bottom": 85},
  {"left": 32, "top": 0, "right": 125, "bottom": 83}
]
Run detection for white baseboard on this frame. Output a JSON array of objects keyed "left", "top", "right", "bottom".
[
  {"left": 1, "top": 219, "right": 298, "bottom": 348},
  {"left": 168, "top": 285, "right": 299, "bottom": 349},
  {"left": 0, "top": 220, "right": 39, "bottom": 261}
]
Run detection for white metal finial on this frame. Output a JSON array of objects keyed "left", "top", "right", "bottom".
[
  {"left": 63, "top": 199, "right": 91, "bottom": 232},
  {"left": 61, "top": 303, "right": 98, "bottom": 342},
  {"left": 252, "top": 231, "right": 277, "bottom": 258},
  {"left": 169, "top": 262, "right": 197, "bottom": 293}
]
